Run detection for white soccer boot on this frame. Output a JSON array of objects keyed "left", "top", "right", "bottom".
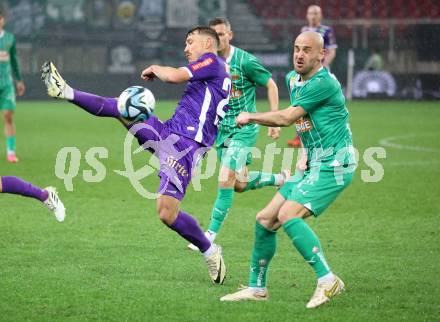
[
  {"left": 306, "top": 275, "right": 345, "bottom": 308},
  {"left": 43, "top": 186, "right": 66, "bottom": 222}
]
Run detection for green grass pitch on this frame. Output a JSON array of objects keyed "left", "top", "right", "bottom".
[{"left": 0, "top": 100, "right": 439, "bottom": 321}]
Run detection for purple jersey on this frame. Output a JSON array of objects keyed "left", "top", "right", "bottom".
[
  {"left": 301, "top": 25, "right": 337, "bottom": 50},
  {"left": 165, "top": 53, "right": 231, "bottom": 147}
]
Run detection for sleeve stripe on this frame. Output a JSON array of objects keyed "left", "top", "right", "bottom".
[{"left": 182, "top": 67, "right": 193, "bottom": 78}]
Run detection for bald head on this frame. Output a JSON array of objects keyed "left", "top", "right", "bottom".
[
  {"left": 296, "top": 31, "right": 324, "bottom": 50},
  {"left": 306, "top": 5, "right": 322, "bottom": 27},
  {"left": 293, "top": 31, "right": 324, "bottom": 79}
]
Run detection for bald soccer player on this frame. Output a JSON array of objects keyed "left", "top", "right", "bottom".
[
  {"left": 220, "top": 31, "right": 356, "bottom": 308},
  {"left": 288, "top": 5, "right": 338, "bottom": 148}
]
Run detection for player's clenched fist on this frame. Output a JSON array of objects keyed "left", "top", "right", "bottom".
[
  {"left": 141, "top": 65, "right": 157, "bottom": 81},
  {"left": 235, "top": 112, "right": 251, "bottom": 128}
]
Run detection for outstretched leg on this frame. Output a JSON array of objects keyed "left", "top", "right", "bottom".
[
  {"left": 71, "top": 90, "right": 120, "bottom": 119},
  {"left": 41, "top": 61, "right": 122, "bottom": 120},
  {"left": 0, "top": 176, "right": 65, "bottom": 222},
  {"left": 192, "top": 164, "right": 287, "bottom": 249},
  {"left": 0, "top": 176, "right": 48, "bottom": 201}
]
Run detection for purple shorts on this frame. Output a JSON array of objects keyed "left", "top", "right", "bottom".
[{"left": 129, "top": 116, "right": 208, "bottom": 200}]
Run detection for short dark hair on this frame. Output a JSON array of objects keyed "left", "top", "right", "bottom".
[
  {"left": 208, "top": 17, "right": 231, "bottom": 30},
  {"left": 186, "top": 26, "right": 220, "bottom": 48}
]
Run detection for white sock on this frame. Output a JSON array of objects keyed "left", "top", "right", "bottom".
[
  {"left": 274, "top": 173, "right": 284, "bottom": 185},
  {"left": 65, "top": 84, "right": 74, "bottom": 100},
  {"left": 318, "top": 272, "right": 336, "bottom": 284},
  {"left": 202, "top": 243, "right": 218, "bottom": 258},
  {"left": 249, "top": 286, "right": 266, "bottom": 292},
  {"left": 206, "top": 230, "right": 217, "bottom": 242}
]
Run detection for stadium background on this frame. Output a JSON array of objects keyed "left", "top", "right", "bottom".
[
  {"left": 1, "top": 1, "right": 440, "bottom": 321},
  {"left": 2, "top": 0, "right": 439, "bottom": 100}
]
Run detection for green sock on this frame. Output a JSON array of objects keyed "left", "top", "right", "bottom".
[
  {"left": 249, "top": 221, "right": 277, "bottom": 288},
  {"left": 242, "top": 171, "right": 276, "bottom": 192},
  {"left": 6, "top": 136, "right": 16, "bottom": 153},
  {"left": 207, "top": 187, "right": 234, "bottom": 233},
  {"left": 282, "top": 218, "right": 331, "bottom": 278}
]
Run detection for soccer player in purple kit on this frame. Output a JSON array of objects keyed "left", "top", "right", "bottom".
[
  {"left": 0, "top": 175, "right": 65, "bottom": 222},
  {"left": 41, "top": 27, "right": 229, "bottom": 284}
]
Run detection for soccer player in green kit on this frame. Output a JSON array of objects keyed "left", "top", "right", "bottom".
[
  {"left": 188, "top": 18, "right": 289, "bottom": 250},
  {"left": 0, "top": 10, "right": 25, "bottom": 163},
  {"left": 220, "top": 31, "right": 356, "bottom": 308}
]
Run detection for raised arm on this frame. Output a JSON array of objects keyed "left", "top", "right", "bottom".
[{"left": 141, "top": 65, "right": 190, "bottom": 84}]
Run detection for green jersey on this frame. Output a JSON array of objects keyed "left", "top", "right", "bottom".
[
  {"left": 0, "top": 30, "right": 22, "bottom": 89},
  {"left": 285, "top": 67, "right": 355, "bottom": 165},
  {"left": 220, "top": 46, "right": 272, "bottom": 133}
]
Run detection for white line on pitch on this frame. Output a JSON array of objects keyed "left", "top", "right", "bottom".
[{"left": 379, "top": 134, "right": 440, "bottom": 153}]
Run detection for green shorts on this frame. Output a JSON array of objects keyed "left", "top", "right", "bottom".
[
  {"left": 0, "top": 85, "right": 16, "bottom": 110},
  {"left": 279, "top": 162, "right": 356, "bottom": 216},
  {"left": 216, "top": 125, "right": 259, "bottom": 172}
]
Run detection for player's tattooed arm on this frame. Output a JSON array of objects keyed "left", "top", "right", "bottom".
[
  {"left": 141, "top": 65, "right": 190, "bottom": 84},
  {"left": 236, "top": 105, "right": 307, "bottom": 128}
]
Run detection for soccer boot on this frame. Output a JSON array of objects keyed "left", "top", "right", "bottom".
[
  {"left": 220, "top": 287, "right": 268, "bottom": 301},
  {"left": 41, "top": 61, "right": 68, "bottom": 99},
  {"left": 204, "top": 244, "right": 226, "bottom": 284},
  {"left": 43, "top": 186, "right": 66, "bottom": 222},
  {"left": 306, "top": 275, "right": 345, "bottom": 308},
  {"left": 7, "top": 152, "right": 19, "bottom": 163}
]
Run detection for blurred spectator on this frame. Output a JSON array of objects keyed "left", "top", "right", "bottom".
[
  {"left": 301, "top": 5, "right": 337, "bottom": 69},
  {"left": 364, "top": 48, "right": 383, "bottom": 71}
]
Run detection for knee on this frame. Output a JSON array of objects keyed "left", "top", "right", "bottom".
[
  {"left": 255, "top": 211, "right": 266, "bottom": 223},
  {"left": 218, "top": 168, "right": 236, "bottom": 189},
  {"left": 234, "top": 181, "right": 247, "bottom": 193},
  {"left": 3, "top": 112, "right": 13, "bottom": 124},
  {"left": 256, "top": 211, "right": 273, "bottom": 228},
  {"left": 158, "top": 207, "right": 174, "bottom": 226},
  {"left": 277, "top": 211, "right": 302, "bottom": 225},
  {"left": 156, "top": 203, "right": 177, "bottom": 226}
]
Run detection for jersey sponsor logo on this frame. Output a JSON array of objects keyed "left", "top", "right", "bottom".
[
  {"left": 191, "top": 57, "right": 214, "bottom": 71},
  {"left": 166, "top": 156, "right": 189, "bottom": 177},
  {"left": 230, "top": 88, "right": 242, "bottom": 99},
  {"left": 295, "top": 116, "right": 313, "bottom": 133},
  {"left": 0, "top": 51, "right": 10, "bottom": 62}
]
